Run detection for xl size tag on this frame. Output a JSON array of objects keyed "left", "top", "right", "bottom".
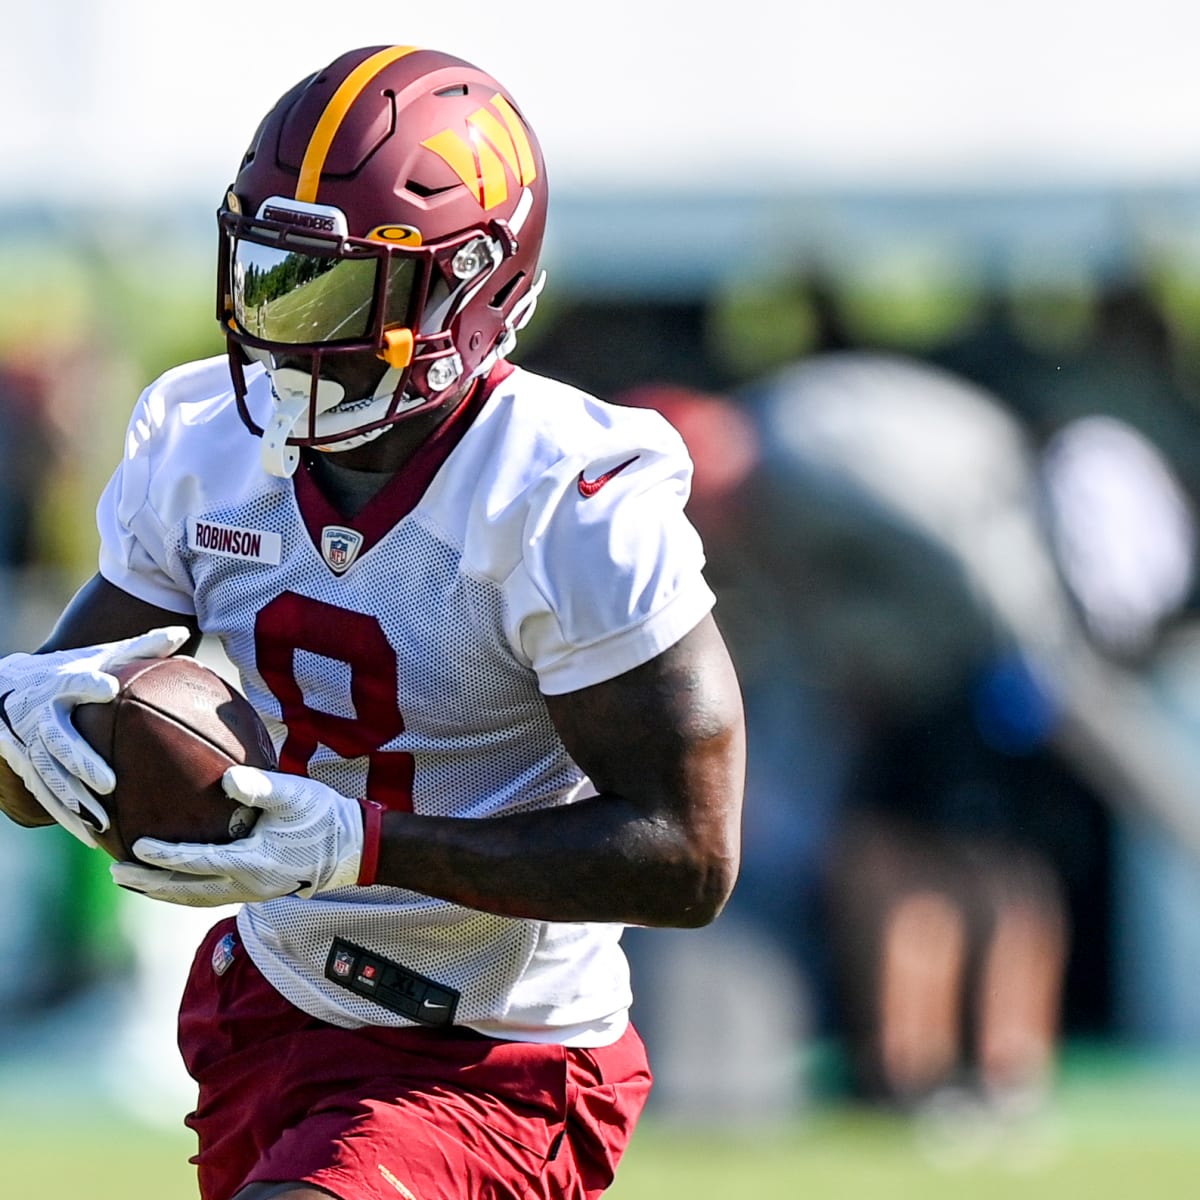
[{"left": 325, "top": 938, "right": 460, "bottom": 1027}]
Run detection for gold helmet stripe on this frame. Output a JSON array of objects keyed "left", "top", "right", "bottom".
[{"left": 296, "top": 45, "right": 420, "bottom": 203}]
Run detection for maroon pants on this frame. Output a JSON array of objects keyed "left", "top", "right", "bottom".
[{"left": 178, "top": 918, "right": 652, "bottom": 1200}]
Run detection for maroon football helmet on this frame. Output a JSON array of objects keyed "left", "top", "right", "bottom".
[{"left": 216, "top": 45, "right": 548, "bottom": 474}]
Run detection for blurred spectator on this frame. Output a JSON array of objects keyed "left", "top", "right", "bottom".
[
  {"left": 742, "top": 349, "right": 1200, "bottom": 1112},
  {"left": 928, "top": 279, "right": 1200, "bottom": 1055},
  {"left": 733, "top": 352, "right": 1081, "bottom": 1114},
  {"left": 623, "top": 349, "right": 1200, "bottom": 1130}
]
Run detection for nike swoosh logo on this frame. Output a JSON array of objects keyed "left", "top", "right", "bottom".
[
  {"left": 0, "top": 691, "right": 24, "bottom": 746},
  {"left": 577, "top": 456, "right": 639, "bottom": 498},
  {"left": 421, "top": 999, "right": 449, "bottom": 1010}
]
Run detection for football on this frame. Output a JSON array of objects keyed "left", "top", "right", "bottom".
[
  {"left": 0, "top": 756, "right": 56, "bottom": 828},
  {"left": 72, "top": 655, "right": 278, "bottom": 862}
]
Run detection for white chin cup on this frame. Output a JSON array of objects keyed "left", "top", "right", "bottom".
[
  {"left": 259, "top": 364, "right": 436, "bottom": 474},
  {"left": 261, "top": 367, "right": 346, "bottom": 477},
  {"left": 261, "top": 392, "right": 308, "bottom": 477}
]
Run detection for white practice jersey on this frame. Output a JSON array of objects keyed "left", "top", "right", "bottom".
[{"left": 95, "top": 356, "right": 715, "bottom": 1046}]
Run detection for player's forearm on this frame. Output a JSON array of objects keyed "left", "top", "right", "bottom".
[
  {"left": 37, "top": 574, "right": 202, "bottom": 655},
  {"left": 373, "top": 793, "right": 740, "bottom": 927}
]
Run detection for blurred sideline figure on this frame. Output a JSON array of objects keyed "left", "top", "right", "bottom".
[
  {"left": 622, "top": 350, "right": 1198, "bottom": 1122},
  {"left": 745, "top": 353, "right": 1077, "bottom": 1114}
]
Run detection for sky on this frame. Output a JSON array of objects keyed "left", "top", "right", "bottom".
[{"left": 3, "top": 0, "right": 1200, "bottom": 206}]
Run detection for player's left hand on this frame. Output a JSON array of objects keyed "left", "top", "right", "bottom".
[{"left": 110, "top": 765, "right": 377, "bottom": 906}]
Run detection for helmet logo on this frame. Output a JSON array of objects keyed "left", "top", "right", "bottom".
[{"left": 421, "top": 93, "right": 537, "bottom": 212}]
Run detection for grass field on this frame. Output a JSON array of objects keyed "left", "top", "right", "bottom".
[{"left": 5, "top": 1048, "right": 1199, "bottom": 1199}]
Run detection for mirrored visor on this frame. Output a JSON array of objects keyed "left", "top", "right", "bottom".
[{"left": 231, "top": 238, "right": 419, "bottom": 345}]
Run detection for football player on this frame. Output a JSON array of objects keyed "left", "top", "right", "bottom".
[{"left": 0, "top": 45, "right": 745, "bottom": 1200}]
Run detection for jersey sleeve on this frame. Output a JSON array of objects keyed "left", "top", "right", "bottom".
[
  {"left": 506, "top": 418, "right": 716, "bottom": 695},
  {"left": 95, "top": 382, "right": 198, "bottom": 615}
]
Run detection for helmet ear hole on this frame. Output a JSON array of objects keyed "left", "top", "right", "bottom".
[{"left": 490, "top": 273, "right": 525, "bottom": 311}]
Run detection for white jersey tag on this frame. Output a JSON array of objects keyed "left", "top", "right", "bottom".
[{"left": 187, "top": 517, "right": 282, "bottom": 564}]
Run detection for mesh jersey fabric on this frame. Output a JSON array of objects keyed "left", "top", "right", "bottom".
[{"left": 94, "top": 356, "right": 715, "bottom": 1044}]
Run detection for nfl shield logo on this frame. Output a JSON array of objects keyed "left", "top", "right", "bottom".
[
  {"left": 333, "top": 949, "right": 355, "bottom": 978},
  {"left": 212, "top": 932, "right": 237, "bottom": 977},
  {"left": 321, "top": 525, "right": 364, "bottom": 574}
]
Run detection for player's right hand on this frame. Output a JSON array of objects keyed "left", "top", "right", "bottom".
[{"left": 0, "top": 627, "right": 192, "bottom": 847}]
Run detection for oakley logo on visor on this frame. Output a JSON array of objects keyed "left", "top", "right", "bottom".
[{"left": 368, "top": 224, "right": 423, "bottom": 246}]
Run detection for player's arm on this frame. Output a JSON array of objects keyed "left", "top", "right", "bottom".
[
  {"left": 0, "top": 574, "right": 198, "bottom": 836},
  {"left": 37, "top": 573, "right": 202, "bottom": 654},
  {"left": 118, "top": 613, "right": 746, "bottom": 928},
  {"left": 372, "top": 612, "right": 745, "bottom": 927}
]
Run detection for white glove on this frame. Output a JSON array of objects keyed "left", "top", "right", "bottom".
[
  {"left": 110, "top": 765, "right": 371, "bottom": 907},
  {"left": 0, "top": 627, "right": 192, "bottom": 847}
]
